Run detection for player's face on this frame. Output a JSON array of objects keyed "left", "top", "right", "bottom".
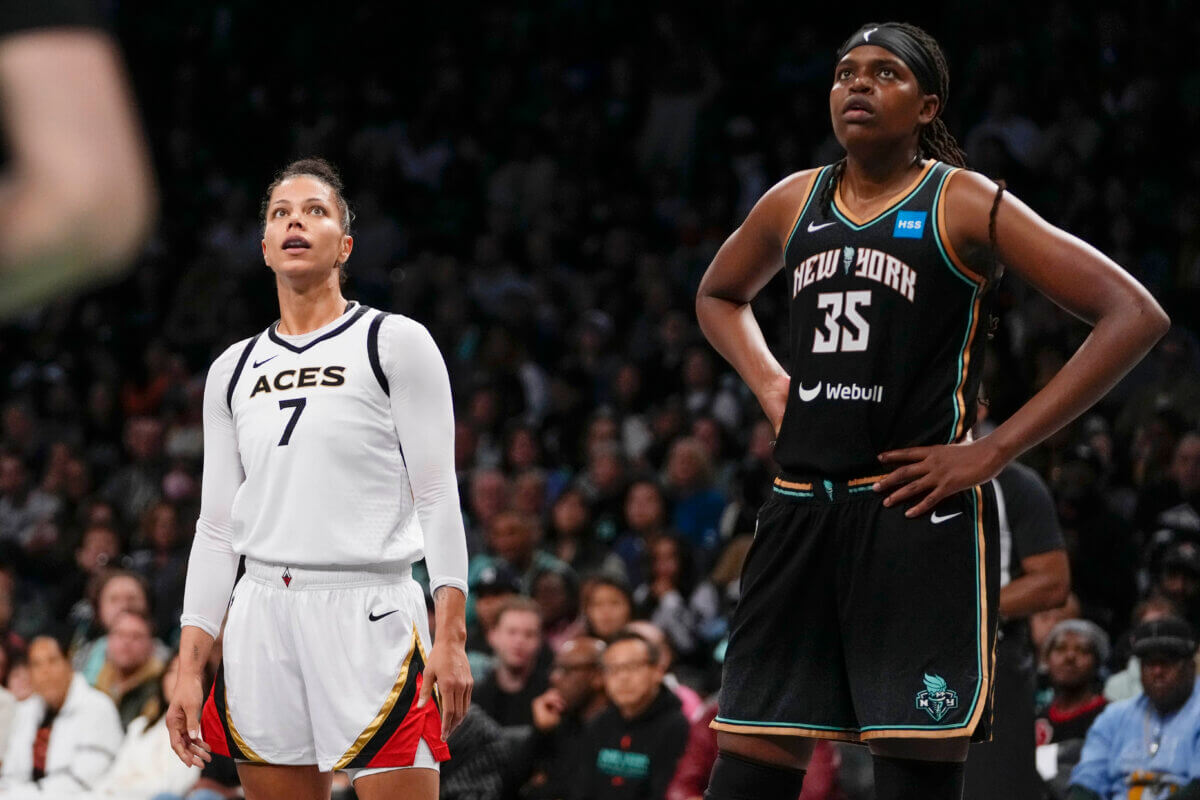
[
  {"left": 830, "top": 45, "right": 939, "bottom": 153},
  {"left": 262, "top": 176, "right": 353, "bottom": 284}
]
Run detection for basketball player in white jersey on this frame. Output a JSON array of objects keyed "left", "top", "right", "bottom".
[{"left": 165, "top": 158, "right": 471, "bottom": 800}]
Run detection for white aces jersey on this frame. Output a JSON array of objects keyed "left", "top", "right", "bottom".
[
  {"left": 181, "top": 302, "right": 468, "bottom": 637},
  {"left": 210, "top": 303, "right": 440, "bottom": 566}
]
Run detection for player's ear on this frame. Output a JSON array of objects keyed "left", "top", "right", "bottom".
[
  {"left": 340, "top": 235, "right": 353, "bottom": 264},
  {"left": 918, "top": 93, "right": 940, "bottom": 125},
  {"left": 261, "top": 238, "right": 270, "bottom": 267}
]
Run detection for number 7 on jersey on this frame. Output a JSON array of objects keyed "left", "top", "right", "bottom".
[{"left": 278, "top": 397, "right": 307, "bottom": 446}]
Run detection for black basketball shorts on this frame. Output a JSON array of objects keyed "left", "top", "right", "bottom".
[{"left": 713, "top": 473, "right": 999, "bottom": 743}]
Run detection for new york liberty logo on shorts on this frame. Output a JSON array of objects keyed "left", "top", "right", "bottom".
[{"left": 915, "top": 673, "right": 958, "bottom": 722}]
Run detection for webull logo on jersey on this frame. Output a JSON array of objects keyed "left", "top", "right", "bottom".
[
  {"left": 793, "top": 247, "right": 916, "bottom": 302},
  {"left": 796, "top": 380, "right": 884, "bottom": 403},
  {"left": 250, "top": 366, "right": 347, "bottom": 397},
  {"left": 915, "top": 673, "right": 958, "bottom": 722}
]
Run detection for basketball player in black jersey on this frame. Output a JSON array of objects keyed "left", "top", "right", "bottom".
[{"left": 696, "top": 22, "right": 1169, "bottom": 800}]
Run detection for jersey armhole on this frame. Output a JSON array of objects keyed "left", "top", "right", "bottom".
[
  {"left": 782, "top": 166, "right": 828, "bottom": 257},
  {"left": 367, "top": 311, "right": 391, "bottom": 396},
  {"left": 932, "top": 167, "right": 987, "bottom": 287},
  {"left": 226, "top": 333, "right": 263, "bottom": 411}
]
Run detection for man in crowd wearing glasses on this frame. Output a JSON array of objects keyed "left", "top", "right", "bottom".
[
  {"left": 571, "top": 631, "right": 688, "bottom": 800},
  {"left": 1069, "top": 617, "right": 1200, "bottom": 799}
]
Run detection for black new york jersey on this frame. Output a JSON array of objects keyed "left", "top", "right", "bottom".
[{"left": 773, "top": 160, "right": 992, "bottom": 477}]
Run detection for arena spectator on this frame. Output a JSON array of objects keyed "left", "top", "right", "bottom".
[
  {"left": 0, "top": 633, "right": 123, "bottom": 792},
  {"left": 94, "top": 609, "right": 164, "bottom": 728},
  {"left": 583, "top": 575, "right": 635, "bottom": 642},
  {"left": 0, "top": 453, "right": 59, "bottom": 549},
  {"left": 70, "top": 652, "right": 199, "bottom": 799},
  {"left": 0, "top": 671, "right": 14, "bottom": 769},
  {"left": 571, "top": 630, "right": 689, "bottom": 800},
  {"left": 663, "top": 437, "right": 724, "bottom": 559},
  {"left": 1034, "top": 620, "right": 1111, "bottom": 798},
  {"left": 473, "top": 510, "right": 572, "bottom": 597},
  {"left": 631, "top": 537, "right": 719, "bottom": 665},
  {"left": 72, "top": 569, "right": 169, "bottom": 686},
  {"left": 1153, "top": 542, "right": 1200, "bottom": 630},
  {"left": 523, "top": 636, "right": 609, "bottom": 799},
  {"left": 475, "top": 597, "right": 550, "bottom": 727},
  {"left": 551, "top": 487, "right": 627, "bottom": 580},
  {"left": 532, "top": 567, "right": 583, "bottom": 653},
  {"left": 1068, "top": 617, "right": 1200, "bottom": 799},
  {"left": 614, "top": 480, "right": 673, "bottom": 587},
  {"left": 55, "top": 522, "right": 123, "bottom": 628},
  {"left": 466, "top": 467, "right": 510, "bottom": 553},
  {"left": 465, "top": 561, "right": 521, "bottom": 679},
  {"left": 102, "top": 416, "right": 166, "bottom": 526},
  {"left": 1137, "top": 431, "right": 1200, "bottom": 544},
  {"left": 623, "top": 621, "right": 704, "bottom": 722},
  {"left": 579, "top": 441, "right": 631, "bottom": 545},
  {"left": 1105, "top": 596, "right": 1181, "bottom": 702},
  {"left": 128, "top": 501, "right": 189, "bottom": 640}
]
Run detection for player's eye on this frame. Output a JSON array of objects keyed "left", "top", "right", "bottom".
[
  {"left": 272, "top": 208, "right": 288, "bottom": 218},
  {"left": 837, "top": 68, "right": 853, "bottom": 80},
  {"left": 310, "top": 206, "right": 326, "bottom": 216},
  {"left": 880, "top": 67, "right": 895, "bottom": 78}
]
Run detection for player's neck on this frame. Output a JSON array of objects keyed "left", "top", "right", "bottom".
[
  {"left": 841, "top": 147, "right": 922, "bottom": 204},
  {"left": 276, "top": 281, "right": 348, "bottom": 336}
]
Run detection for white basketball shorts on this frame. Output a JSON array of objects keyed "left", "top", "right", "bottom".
[{"left": 200, "top": 560, "right": 448, "bottom": 772}]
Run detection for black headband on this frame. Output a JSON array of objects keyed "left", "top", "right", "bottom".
[{"left": 837, "top": 24, "right": 941, "bottom": 103}]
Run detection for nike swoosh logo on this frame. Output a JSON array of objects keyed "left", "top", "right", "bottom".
[
  {"left": 807, "top": 220, "right": 837, "bottom": 233},
  {"left": 863, "top": 27, "right": 878, "bottom": 42},
  {"left": 797, "top": 382, "right": 822, "bottom": 402},
  {"left": 253, "top": 356, "right": 277, "bottom": 368},
  {"left": 931, "top": 511, "right": 962, "bottom": 524},
  {"left": 368, "top": 610, "right": 399, "bottom": 622}
]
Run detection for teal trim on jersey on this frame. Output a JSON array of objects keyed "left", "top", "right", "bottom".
[
  {"left": 929, "top": 168, "right": 982, "bottom": 288},
  {"left": 773, "top": 486, "right": 814, "bottom": 499},
  {"left": 930, "top": 167, "right": 983, "bottom": 447},
  {"left": 714, "top": 716, "right": 859, "bottom": 733},
  {"left": 860, "top": 487, "right": 984, "bottom": 733},
  {"left": 829, "top": 163, "right": 941, "bottom": 231},
  {"left": 947, "top": 284, "right": 979, "bottom": 445},
  {"left": 783, "top": 165, "right": 832, "bottom": 256},
  {"left": 848, "top": 485, "right": 874, "bottom": 493}
]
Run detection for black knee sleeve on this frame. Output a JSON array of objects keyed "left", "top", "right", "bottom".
[
  {"left": 872, "top": 755, "right": 965, "bottom": 800},
  {"left": 704, "top": 752, "right": 806, "bottom": 800}
]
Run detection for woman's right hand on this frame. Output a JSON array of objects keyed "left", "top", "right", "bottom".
[
  {"left": 167, "top": 671, "right": 213, "bottom": 768},
  {"left": 756, "top": 372, "right": 791, "bottom": 436}
]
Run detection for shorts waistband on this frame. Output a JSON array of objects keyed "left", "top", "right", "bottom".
[
  {"left": 772, "top": 472, "right": 887, "bottom": 504},
  {"left": 244, "top": 559, "right": 413, "bottom": 590}
]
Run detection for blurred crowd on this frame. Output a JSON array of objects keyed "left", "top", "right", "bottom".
[{"left": 0, "top": 1, "right": 1198, "bottom": 798}]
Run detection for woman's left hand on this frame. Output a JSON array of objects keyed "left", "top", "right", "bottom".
[
  {"left": 419, "top": 638, "right": 473, "bottom": 740},
  {"left": 874, "top": 438, "right": 1007, "bottom": 517}
]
